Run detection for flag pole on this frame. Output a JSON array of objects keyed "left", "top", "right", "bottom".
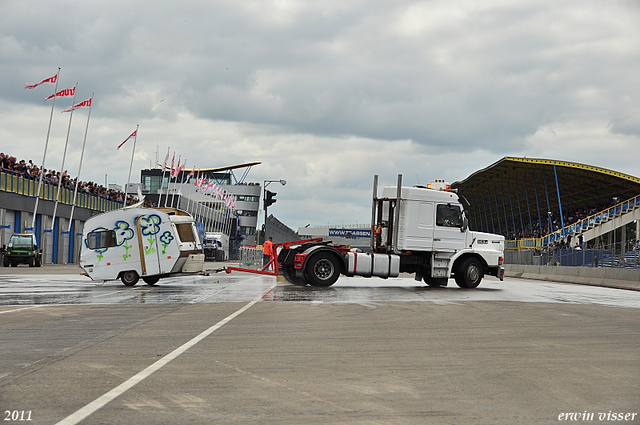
[
  {"left": 171, "top": 155, "right": 181, "bottom": 208},
  {"left": 164, "top": 151, "right": 175, "bottom": 208},
  {"left": 186, "top": 168, "right": 196, "bottom": 213},
  {"left": 31, "top": 67, "right": 61, "bottom": 232},
  {"left": 177, "top": 159, "right": 187, "bottom": 210},
  {"left": 123, "top": 124, "right": 139, "bottom": 208},
  {"left": 69, "top": 93, "right": 94, "bottom": 238},
  {"left": 51, "top": 82, "right": 78, "bottom": 231}
]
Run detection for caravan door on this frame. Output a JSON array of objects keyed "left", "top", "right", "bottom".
[{"left": 136, "top": 214, "right": 163, "bottom": 276}]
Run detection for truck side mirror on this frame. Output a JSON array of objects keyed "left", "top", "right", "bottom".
[{"left": 461, "top": 217, "right": 468, "bottom": 232}]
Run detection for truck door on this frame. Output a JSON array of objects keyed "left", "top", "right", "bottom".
[{"left": 433, "top": 203, "right": 466, "bottom": 251}]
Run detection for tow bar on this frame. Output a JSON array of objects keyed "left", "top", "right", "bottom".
[{"left": 225, "top": 238, "right": 323, "bottom": 277}]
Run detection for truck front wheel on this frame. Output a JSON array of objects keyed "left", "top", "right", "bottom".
[
  {"left": 455, "top": 257, "right": 483, "bottom": 288},
  {"left": 121, "top": 270, "right": 139, "bottom": 286},
  {"left": 305, "top": 252, "right": 340, "bottom": 287}
]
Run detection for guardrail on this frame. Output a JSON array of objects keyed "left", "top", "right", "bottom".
[{"left": 0, "top": 171, "right": 122, "bottom": 213}]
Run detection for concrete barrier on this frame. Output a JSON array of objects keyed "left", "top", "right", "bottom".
[{"left": 504, "top": 264, "right": 640, "bottom": 291}]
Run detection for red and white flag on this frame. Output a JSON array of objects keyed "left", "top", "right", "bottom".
[
  {"left": 163, "top": 147, "right": 170, "bottom": 170},
  {"left": 62, "top": 98, "right": 92, "bottom": 113},
  {"left": 172, "top": 156, "right": 181, "bottom": 178},
  {"left": 177, "top": 159, "right": 186, "bottom": 175},
  {"left": 117, "top": 129, "right": 137, "bottom": 150},
  {"left": 24, "top": 74, "right": 58, "bottom": 89},
  {"left": 44, "top": 86, "right": 75, "bottom": 101},
  {"left": 185, "top": 167, "right": 195, "bottom": 181}
]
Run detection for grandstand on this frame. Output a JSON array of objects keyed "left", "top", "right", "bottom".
[{"left": 452, "top": 157, "right": 640, "bottom": 268}]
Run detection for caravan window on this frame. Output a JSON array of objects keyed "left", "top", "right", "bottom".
[
  {"left": 86, "top": 230, "right": 117, "bottom": 250},
  {"left": 175, "top": 223, "right": 196, "bottom": 243},
  {"left": 436, "top": 204, "right": 462, "bottom": 228}
]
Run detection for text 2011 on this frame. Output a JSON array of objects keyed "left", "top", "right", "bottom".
[{"left": 4, "top": 411, "right": 32, "bottom": 421}]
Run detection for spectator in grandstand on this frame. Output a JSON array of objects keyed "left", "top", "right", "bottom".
[{"left": 0, "top": 152, "right": 138, "bottom": 205}]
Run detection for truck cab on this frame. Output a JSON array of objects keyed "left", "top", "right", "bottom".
[{"left": 373, "top": 176, "right": 504, "bottom": 287}]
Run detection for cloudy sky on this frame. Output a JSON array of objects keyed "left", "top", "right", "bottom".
[{"left": 1, "top": 0, "right": 639, "bottom": 229}]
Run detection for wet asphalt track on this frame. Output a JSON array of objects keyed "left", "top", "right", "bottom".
[{"left": 0, "top": 265, "right": 639, "bottom": 424}]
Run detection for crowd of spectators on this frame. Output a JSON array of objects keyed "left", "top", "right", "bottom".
[
  {"left": 479, "top": 201, "right": 619, "bottom": 241},
  {"left": 0, "top": 153, "right": 138, "bottom": 206}
]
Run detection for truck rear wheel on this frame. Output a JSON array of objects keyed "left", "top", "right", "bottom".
[
  {"left": 121, "top": 270, "right": 139, "bottom": 286},
  {"left": 305, "top": 252, "right": 340, "bottom": 287},
  {"left": 283, "top": 265, "right": 308, "bottom": 286},
  {"left": 455, "top": 257, "right": 483, "bottom": 288}
]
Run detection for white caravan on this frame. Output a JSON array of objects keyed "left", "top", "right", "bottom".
[{"left": 80, "top": 207, "right": 204, "bottom": 286}]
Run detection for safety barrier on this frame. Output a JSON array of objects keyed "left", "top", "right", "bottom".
[
  {"left": 239, "top": 246, "right": 263, "bottom": 268},
  {"left": 0, "top": 171, "right": 122, "bottom": 213},
  {"left": 505, "top": 238, "right": 542, "bottom": 251}
]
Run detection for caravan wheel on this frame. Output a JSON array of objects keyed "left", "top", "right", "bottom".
[{"left": 121, "top": 271, "right": 139, "bottom": 286}]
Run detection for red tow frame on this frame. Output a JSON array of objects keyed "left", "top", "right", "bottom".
[{"left": 225, "top": 238, "right": 323, "bottom": 276}]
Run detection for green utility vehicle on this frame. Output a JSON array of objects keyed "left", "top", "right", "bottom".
[{"left": 3, "top": 233, "right": 42, "bottom": 267}]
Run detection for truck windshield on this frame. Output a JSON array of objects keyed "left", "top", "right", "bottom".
[{"left": 436, "top": 204, "right": 462, "bottom": 228}]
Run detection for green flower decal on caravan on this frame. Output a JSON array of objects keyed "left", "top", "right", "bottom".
[
  {"left": 139, "top": 214, "right": 162, "bottom": 256},
  {"left": 115, "top": 221, "right": 134, "bottom": 245},
  {"left": 139, "top": 214, "right": 162, "bottom": 236},
  {"left": 115, "top": 221, "right": 135, "bottom": 261},
  {"left": 160, "top": 231, "right": 174, "bottom": 254}
]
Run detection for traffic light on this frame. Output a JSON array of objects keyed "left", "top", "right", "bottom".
[{"left": 265, "top": 190, "right": 277, "bottom": 208}]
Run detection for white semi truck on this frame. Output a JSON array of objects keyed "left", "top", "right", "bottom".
[{"left": 264, "top": 175, "right": 504, "bottom": 288}]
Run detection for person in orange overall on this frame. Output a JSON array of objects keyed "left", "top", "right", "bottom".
[{"left": 263, "top": 237, "right": 274, "bottom": 268}]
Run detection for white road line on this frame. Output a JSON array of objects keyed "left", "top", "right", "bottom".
[
  {"left": 0, "top": 306, "right": 41, "bottom": 315},
  {"left": 54, "top": 283, "right": 276, "bottom": 425}
]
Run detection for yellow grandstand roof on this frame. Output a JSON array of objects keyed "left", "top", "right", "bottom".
[{"left": 451, "top": 157, "right": 640, "bottom": 236}]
